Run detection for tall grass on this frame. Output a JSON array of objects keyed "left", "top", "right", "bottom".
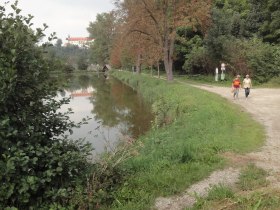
[{"left": 104, "top": 71, "right": 264, "bottom": 210}]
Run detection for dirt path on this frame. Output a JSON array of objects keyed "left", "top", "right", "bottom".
[
  {"left": 155, "top": 84, "right": 280, "bottom": 210},
  {"left": 193, "top": 85, "right": 280, "bottom": 173}
]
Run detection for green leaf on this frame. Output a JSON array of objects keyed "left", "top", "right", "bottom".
[{"left": 56, "top": 167, "right": 63, "bottom": 172}]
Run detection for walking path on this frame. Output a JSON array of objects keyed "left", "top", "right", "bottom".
[{"left": 155, "top": 84, "right": 280, "bottom": 210}]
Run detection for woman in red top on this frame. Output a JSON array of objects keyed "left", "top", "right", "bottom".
[{"left": 232, "top": 75, "right": 241, "bottom": 99}]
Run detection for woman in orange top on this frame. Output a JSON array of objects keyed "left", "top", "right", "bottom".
[{"left": 232, "top": 75, "right": 241, "bottom": 99}]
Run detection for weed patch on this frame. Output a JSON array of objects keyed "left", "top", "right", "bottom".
[{"left": 238, "top": 164, "right": 269, "bottom": 191}]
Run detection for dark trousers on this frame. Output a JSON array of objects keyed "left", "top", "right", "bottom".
[{"left": 245, "top": 88, "right": 250, "bottom": 98}]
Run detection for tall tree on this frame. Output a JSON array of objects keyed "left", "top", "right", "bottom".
[
  {"left": 116, "top": 0, "right": 212, "bottom": 81},
  {"left": 260, "top": 0, "right": 280, "bottom": 43},
  {"left": 87, "top": 12, "right": 117, "bottom": 65},
  {"left": 55, "top": 38, "right": 63, "bottom": 47}
]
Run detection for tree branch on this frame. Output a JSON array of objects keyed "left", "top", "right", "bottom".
[{"left": 140, "top": 0, "right": 164, "bottom": 42}]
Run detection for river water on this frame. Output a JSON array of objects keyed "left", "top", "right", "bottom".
[{"left": 58, "top": 73, "right": 153, "bottom": 155}]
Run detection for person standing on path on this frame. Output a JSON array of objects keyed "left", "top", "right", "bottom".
[
  {"left": 243, "top": 74, "right": 252, "bottom": 99},
  {"left": 232, "top": 75, "right": 241, "bottom": 99}
]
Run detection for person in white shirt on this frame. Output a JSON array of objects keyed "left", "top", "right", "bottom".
[{"left": 243, "top": 74, "right": 252, "bottom": 98}]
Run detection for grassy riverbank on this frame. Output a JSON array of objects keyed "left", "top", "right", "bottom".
[{"left": 106, "top": 71, "right": 264, "bottom": 210}]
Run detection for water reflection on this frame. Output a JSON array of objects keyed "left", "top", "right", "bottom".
[{"left": 59, "top": 73, "right": 153, "bottom": 155}]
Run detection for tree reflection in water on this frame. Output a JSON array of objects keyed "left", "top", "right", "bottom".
[{"left": 58, "top": 73, "right": 153, "bottom": 154}]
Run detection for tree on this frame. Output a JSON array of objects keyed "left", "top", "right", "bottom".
[
  {"left": 110, "top": 37, "right": 123, "bottom": 68},
  {"left": 205, "top": 0, "right": 251, "bottom": 65},
  {"left": 87, "top": 12, "right": 117, "bottom": 65},
  {"left": 116, "top": 0, "right": 212, "bottom": 81},
  {"left": 245, "top": 0, "right": 267, "bottom": 36},
  {"left": 259, "top": 0, "right": 280, "bottom": 43},
  {"left": 55, "top": 38, "right": 63, "bottom": 47},
  {"left": 0, "top": 2, "right": 91, "bottom": 208},
  {"left": 77, "top": 54, "right": 89, "bottom": 70}
]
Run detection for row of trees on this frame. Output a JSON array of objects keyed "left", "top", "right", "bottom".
[
  {"left": 87, "top": 0, "right": 280, "bottom": 82},
  {"left": 46, "top": 40, "right": 91, "bottom": 72}
]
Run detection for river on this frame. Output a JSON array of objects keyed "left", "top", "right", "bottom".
[{"left": 57, "top": 73, "right": 153, "bottom": 155}]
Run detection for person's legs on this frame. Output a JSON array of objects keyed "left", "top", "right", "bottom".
[
  {"left": 236, "top": 88, "right": 239, "bottom": 99},
  {"left": 233, "top": 88, "right": 239, "bottom": 99},
  {"left": 245, "top": 88, "right": 250, "bottom": 98}
]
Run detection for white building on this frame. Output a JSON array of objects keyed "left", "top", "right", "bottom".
[{"left": 66, "top": 36, "right": 94, "bottom": 48}]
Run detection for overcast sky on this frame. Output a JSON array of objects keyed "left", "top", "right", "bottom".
[{"left": 17, "top": 0, "right": 115, "bottom": 42}]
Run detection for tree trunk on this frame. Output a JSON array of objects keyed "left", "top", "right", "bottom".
[
  {"left": 163, "top": 35, "right": 174, "bottom": 81},
  {"left": 157, "top": 60, "right": 160, "bottom": 78},
  {"left": 165, "top": 60, "right": 173, "bottom": 81},
  {"left": 136, "top": 53, "right": 142, "bottom": 74}
]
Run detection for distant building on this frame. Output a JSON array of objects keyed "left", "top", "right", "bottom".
[
  {"left": 70, "top": 87, "right": 95, "bottom": 98},
  {"left": 65, "top": 36, "right": 94, "bottom": 48}
]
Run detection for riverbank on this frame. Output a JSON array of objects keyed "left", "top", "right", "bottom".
[{"left": 105, "top": 71, "right": 264, "bottom": 210}]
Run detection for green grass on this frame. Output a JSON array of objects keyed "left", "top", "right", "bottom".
[
  {"left": 190, "top": 185, "right": 235, "bottom": 210},
  {"left": 206, "top": 184, "right": 235, "bottom": 201},
  {"left": 174, "top": 74, "right": 235, "bottom": 87},
  {"left": 189, "top": 189, "right": 280, "bottom": 210},
  {"left": 105, "top": 71, "right": 265, "bottom": 210},
  {"left": 189, "top": 164, "right": 277, "bottom": 210},
  {"left": 237, "top": 164, "right": 269, "bottom": 191}
]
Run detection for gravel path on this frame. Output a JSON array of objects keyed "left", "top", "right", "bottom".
[
  {"left": 155, "top": 84, "right": 280, "bottom": 210},
  {"left": 155, "top": 168, "right": 240, "bottom": 210},
  {"left": 193, "top": 85, "right": 280, "bottom": 173}
]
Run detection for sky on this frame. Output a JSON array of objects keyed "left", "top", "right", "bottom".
[{"left": 17, "top": 0, "right": 115, "bottom": 43}]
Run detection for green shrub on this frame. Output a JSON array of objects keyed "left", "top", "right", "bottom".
[
  {"left": 0, "top": 2, "right": 92, "bottom": 208},
  {"left": 183, "top": 46, "right": 214, "bottom": 75},
  {"left": 224, "top": 38, "right": 280, "bottom": 83}
]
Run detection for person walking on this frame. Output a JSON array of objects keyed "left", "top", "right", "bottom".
[
  {"left": 232, "top": 75, "right": 241, "bottom": 99},
  {"left": 243, "top": 74, "right": 252, "bottom": 99}
]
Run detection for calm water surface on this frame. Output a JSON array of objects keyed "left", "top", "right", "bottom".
[{"left": 58, "top": 73, "right": 153, "bottom": 155}]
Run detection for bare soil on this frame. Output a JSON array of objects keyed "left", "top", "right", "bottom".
[{"left": 155, "top": 85, "right": 280, "bottom": 210}]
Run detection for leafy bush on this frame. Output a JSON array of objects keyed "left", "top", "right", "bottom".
[
  {"left": 245, "top": 39, "right": 280, "bottom": 82},
  {"left": 224, "top": 38, "right": 280, "bottom": 82},
  {"left": 63, "top": 63, "right": 75, "bottom": 73},
  {"left": 183, "top": 46, "right": 214, "bottom": 75},
  {"left": 0, "top": 2, "right": 92, "bottom": 208}
]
